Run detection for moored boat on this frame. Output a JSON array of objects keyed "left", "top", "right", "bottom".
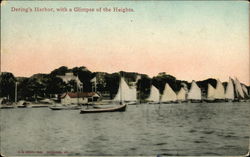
[
  {"left": 146, "top": 85, "right": 160, "bottom": 104},
  {"left": 213, "top": 79, "right": 225, "bottom": 102},
  {"left": 80, "top": 103, "right": 126, "bottom": 114},
  {"left": 161, "top": 83, "right": 177, "bottom": 103},
  {"left": 241, "top": 84, "right": 249, "bottom": 100},
  {"left": 81, "top": 76, "right": 127, "bottom": 114},
  {"left": 17, "top": 105, "right": 26, "bottom": 108},
  {"left": 187, "top": 80, "right": 202, "bottom": 103},
  {"left": 177, "top": 87, "right": 187, "bottom": 103},
  {"left": 113, "top": 77, "right": 137, "bottom": 104},
  {"left": 31, "top": 104, "right": 49, "bottom": 108},
  {"left": 16, "top": 101, "right": 31, "bottom": 108},
  {"left": 0, "top": 105, "right": 15, "bottom": 109},
  {"left": 233, "top": 77, "right": 245, "bottom": 102},
  {"left": 225, "top": 77, "right": 235, "bottom": 102},
  {"left": 204, "top": 83, "right": 216, "bottom": 103},
  {"left": 126, "top": 101, "right": 137, "bottom": 105},
  {"left": 49, "top": 104, "right": 81, "bottom": 110}
]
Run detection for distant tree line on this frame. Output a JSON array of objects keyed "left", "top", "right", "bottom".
[{"left": 1, "top": 66, "right": 249, "bottom": 102}]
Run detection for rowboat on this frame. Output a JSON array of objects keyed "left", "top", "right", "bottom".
[
  {"left": 49, "top": 106, "right": 81, "bottom": 110},
  {"left": 0, "top": 105, "right": 15, "bottom": 109},
  {"left": 80, "top": 103, "right": 126, "bottom": 114},
  {"left": 49, "top": 104, "right": 81, "bottom": 110},
  {"left": 80, "top": 76, "right": 128, "bottom": 114}
]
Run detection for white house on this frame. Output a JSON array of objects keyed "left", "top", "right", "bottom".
[{"left": 60, "top": 92, "right": 100, "bottom": 105}]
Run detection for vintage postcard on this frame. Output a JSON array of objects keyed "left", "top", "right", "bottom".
[{"left": 0, "top": 0, "right": 249, "bottom": 156}]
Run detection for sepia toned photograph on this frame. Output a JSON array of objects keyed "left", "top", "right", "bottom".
[{"left": 0, "top": 0, "right": 249, "bottom": 156}]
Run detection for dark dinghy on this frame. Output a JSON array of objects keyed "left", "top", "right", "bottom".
[
  {"left": 80, "top": 104, "right": 127, "bottom": 114},
  {"left": 49, "top": 105, "right": 81, "bottom": 110}
]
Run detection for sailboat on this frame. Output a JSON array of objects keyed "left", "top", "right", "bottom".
[
  {"left": 187, "top": 80, "right": 202, "bottom": 103},
  {"left": 241, "top": 84, "right": 249, "bottom": 99},
  {"left": 80, "top": 77, "right": 127, "bottom": 114},
  {"left": 214, "top": 79, "right": 225, "bottom": 102},
  {"left": 146, "top": 85, "right": 160, "bottom": 103},
  {"left": 225, "top": 77, "right": 234, "bottom": 102},
  {"left": 113, "top": 77, "right": 137, "bottom": 103},
  {"left": 128, "top": 86, "right": 137, "bottom": 105},
  {"left": 177, "top": 87, "right": 187, "bottom": 103},
  {"left": 205, "top": 83, "right": 215, "bottom": 102},
  {"left": 233, "top": 78, "right": 245, "bottom": 101},
  {"left": 161, "top": 83, "right": 177, "bottom": 103}
]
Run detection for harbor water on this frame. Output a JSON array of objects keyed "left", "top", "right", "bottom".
[{"left": 0, "top": 102, "right": 249, "bottom": 156}]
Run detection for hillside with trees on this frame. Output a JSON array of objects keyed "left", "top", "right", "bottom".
[{"left": 0, "top": 66, "right": 249, "bottom": 102}]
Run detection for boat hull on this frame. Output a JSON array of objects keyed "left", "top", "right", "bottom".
[
  {"left": 49, "top": 106, "right": 81, "bottom": 110},
  {"left": 49, "top": 107, "right": 63, "bottom": 110},
  {"left": 0, "top": 106, "right": 15, "bottom": 109},
  {"left": 31, "top": 105, "right": 49, "bottom": 108},
  {"left": 147, "top": 102, "right": 160, "bottom": 104},
  {"left": 214, "top": 99, "right": 226, "bottom": 103},
  {"left": 17, "top": 105, "right": 27, "bottom": 108},
  {"left": 225, "top": 99, "right": 233, "bottom": 102},
  {"left": 177, "top": 100, "right": 188, "bottom": 103},
  {"left": 188, "top": 99, "right": 202, "bottom": 103},
  {"left": 161, "top": 101, "right": 178, "bottom": 104},
  {"left": 203, "top": 99, "right": 226, "bottom": 103},
  {"left": 80, "top": 104, "right": 127, "bottom": 114},
  {"left": 127, "top": 102, "right": 137, "bottom": 105}
]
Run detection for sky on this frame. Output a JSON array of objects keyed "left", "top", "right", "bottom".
[{"left": 1, "top": 1, "right": 249, "bottom": 85}]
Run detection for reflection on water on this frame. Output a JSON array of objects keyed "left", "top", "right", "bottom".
[{"left": 1, "top": 102, "right": 249, "bottom": 156}]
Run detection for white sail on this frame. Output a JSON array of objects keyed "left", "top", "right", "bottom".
[
  {"left": 146, "top": 85, "right": 160, "bottom": 102},
  {"left": 187, "top": 81, "right": 201, "bottom": 100},
  {"left": 234, "top": 78, "right": 245, "bottom": 99},
  {"left": 207, "top": 84, "right": 215, "bottom": 100},
  {"left": 225, "top": 78, "right": 234, "bottom": 100},
  {"left": 113, "top": 78, "right": 123, "bottom": 101},
  {"left": 161, "top": 83, "right": 177, "bottom": 102},
  {"left": 242, "top": 84, "right": 249, "bottom": 97},
  {"left": 113, "top": 77, "right": 137, "bottom": 102},
  {"left": 177, "top": 87, "right": 186, "bottom": 101},
  {"left": 214, "top": 79, "right": 225, "bottom": 99},
  {"left": 129, "top": 86, "right": 137, "bottom": 102}
]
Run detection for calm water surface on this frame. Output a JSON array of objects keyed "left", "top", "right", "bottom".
[{"left": 0, "top": 102, "right": 249, "bottom": 156}]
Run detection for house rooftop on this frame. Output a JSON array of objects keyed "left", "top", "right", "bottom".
[{"left": 61, "top": 92, "right": 99, "bottom": 98}]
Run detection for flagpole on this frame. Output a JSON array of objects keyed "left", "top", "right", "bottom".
[
  {"left": 95, "top": 79, "right": 97, "bottom": 93},
  {"left": 77, "top": 81, "right": 79, "bottom": 106},
  {"left": 139, "top": 78, "right": 141, "bottom": 104}
]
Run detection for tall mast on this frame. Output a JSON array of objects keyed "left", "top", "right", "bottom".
[
  {"left": 15, "top": 82, "right": 17, "bottom": 103},
  {"left": 120, "top": 73, "right": 123, "bottom": 104},
  {"left": 138, "top": 75, "right": 141, "bottom": 104}
]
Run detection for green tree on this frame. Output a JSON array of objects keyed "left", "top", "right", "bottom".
[
  {"left": 152, "top": 73, "right": 181, "bottom": 94},
  {"left": 137, "top": 75, "right": 151, "bottom": 100},
  {"left": 18, "top": 78, "right": 32, "bottom": 100},
  {"left": 17, "top": 78, "right": 45, "bottom": 101},
  {"left": 197, "top": 78, "right": 217, "bottom": 95},
  {"left": 0, "top": 72, "right": 16, "bottom": 101},
  {"left": 44, "top": 75, "right": 67, "bottom": 96},
  {"left": 105, "top": 73, "right": 120, "bottom": 99},
  {"left": 50, "top": 66, "right": 69, "bottom": 76},
  {"left": 72, "top": 66, "right": 92, "bottom": 92}
]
